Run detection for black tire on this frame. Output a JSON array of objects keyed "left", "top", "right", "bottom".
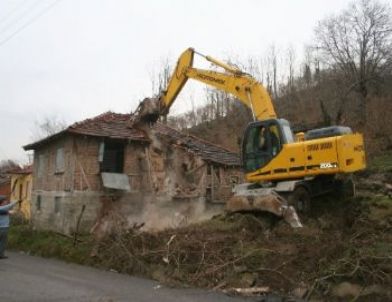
[
  {"left": 288, "top": 186, "right": 311, "bottom": 214},
  {"left": 341, "top": 178, "right": 356, "bottom": 199},
  {"left": 334, "top": 177, "right": 356, "bottom": 200}
]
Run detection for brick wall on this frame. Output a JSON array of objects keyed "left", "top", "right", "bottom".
[
  {"left": 33, "top": 136, "right": 74, "bottom": 191},
  {"left": 30, "top": 133, "right": 242, "bottom": 235}
]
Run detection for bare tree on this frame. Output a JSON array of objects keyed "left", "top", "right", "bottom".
[
  {"left": 255, "top": 45, "right": 280, "bottom": 98},
  {"left": 0, "top": 159, "right": 19, "bottom": 173},
  {"left": 286, "top": 44, "right": 296, "bottom": 92},
  {"left": 268, "top": 45, "right": 279, "bottom": 98},
  {"left": 147, "top": 57, "right": 173, "bottom": 123},
  {"left": 302, "top": 47, "right": 313, "bottom": 88},
  {"left": 148, "top": 57, "right": 173, "bottom": 97},
  {"left": 315, "top": 0, "right": 392, "bottom": 123},
  {"left": 31, "top": 115, "right": 67, "bottom": 141}
]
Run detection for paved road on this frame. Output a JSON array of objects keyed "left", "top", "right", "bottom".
[{"left": 0, "top": 251, "right": 250, "bottom": 302}]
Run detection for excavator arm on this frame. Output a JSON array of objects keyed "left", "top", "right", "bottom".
[{"left": 138, "top": 48, "right": 276, "bottom": 122}]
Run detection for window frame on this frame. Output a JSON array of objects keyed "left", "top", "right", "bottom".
[
  {"left": 54, "top": 196, "right": 61, "bottom": 214},
  {"left": 55, "top": 147, "right": 65, "bottom": 174},
  {"left": 37, "top": 154, "right": 46, "bottom": 178},
  {"left": 99, "top": 139, "right": 126, "bottom": 173},
  {"left": 36, "top": 195, "right": 42, "bottom": 211}
]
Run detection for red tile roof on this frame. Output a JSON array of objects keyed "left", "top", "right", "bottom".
[
  {"left": 24, "top": 112, "right": 149, "bottom": 150},
  {"left": 9, "top": 165, "right": 33, "bottom": 175},
  {"left": 24, "top": 112, "right": 240, "bottom": 167},
  {"left": 67, "top": 112, "right": 147, "bottom": 141},
  {"left": 154, "top": 123, "right": 240, "bottom": 166}
]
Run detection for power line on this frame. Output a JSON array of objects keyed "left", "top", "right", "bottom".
[
  {"left": 0, "top": 0, "right": 43, "bottom": 36},
  {"left": 0, "top": 0, "right": 62, "bottom": 49},
  {"left": 0, "top": 0, "right": 31, "bottom": 26}
]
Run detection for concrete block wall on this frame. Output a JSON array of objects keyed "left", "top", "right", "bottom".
[
  {"left": 31, "top": 191, "right": 101, "bottom": 234},
  {"left": 30, "top": 189, "right": 223, "bottom": 235}
]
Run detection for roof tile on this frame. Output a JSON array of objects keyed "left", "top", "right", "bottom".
[{"left": 24, "top": 112, "right": 240, "bottom": 167}]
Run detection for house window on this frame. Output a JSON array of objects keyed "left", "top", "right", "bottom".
[
  {"left": 36, "top": 195, "right": 41, "bottom": 211},
  {"left": 100, "top": 140, "right": 125, "bottom": 173},
  {"left": 55, "top": 147, "right": 65, "bottom": 173},
  {"left": 207, "top": 165, "right": 212, "bottom": 175},
  {"left": 98, "top": 142, "right": 104, "bottom": 162},
  {"left": 37, "top": 154, "right": 46, "bottom": 177},
  {"left": 54, "top": 196, "right": 61, "bottom": 214}
]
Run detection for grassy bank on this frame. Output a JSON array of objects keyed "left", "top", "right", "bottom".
[{"left": 8, "top": 224, "right": 93, "bottom": 265}]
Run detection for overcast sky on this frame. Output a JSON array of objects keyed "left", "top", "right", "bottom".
[{"left": 0, "top": 0, "right": 355, "bottom": 163}]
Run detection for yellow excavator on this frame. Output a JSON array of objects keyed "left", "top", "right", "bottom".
[{"left": 135, "top": 48, "right": 366, "bottom": 226}]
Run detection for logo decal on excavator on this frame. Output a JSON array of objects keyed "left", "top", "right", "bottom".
[
  {"left": 307, "top": 144, "right": 319, "bottom": 151},
  {"left": 307, "top": 142, "right": 333, "bottom": 152},
  {"left": 196, "top": 73, "right": 225, "bottom": 85}
]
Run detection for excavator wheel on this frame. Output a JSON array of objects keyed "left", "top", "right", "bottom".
[
  {"left": 288, "top": 186, "right": 311, "bottom": 214},
  {"left": 344, "top": 178, "right": 356, "bottom": 198}
]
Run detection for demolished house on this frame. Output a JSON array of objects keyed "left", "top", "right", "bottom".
[{"left": 23, "top": 112, "right": 242, "bottom": 235}]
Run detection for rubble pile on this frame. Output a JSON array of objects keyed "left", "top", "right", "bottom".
[{"left": 93, "top": 189, "right": 392, "bottom": 301}]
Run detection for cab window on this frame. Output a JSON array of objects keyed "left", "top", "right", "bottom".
[
  {"left": 243, "top": 125, "right": 271, "bottom": 172},
  {"left": 242, "top": 122, "right": 283, "bottom": 172},
  {"left": 269, "top": 125, "right": 281, "bottom": 156}
]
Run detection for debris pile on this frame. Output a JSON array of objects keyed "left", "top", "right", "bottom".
[
  {"left": 130, "top": 97, "right": 162, "bottom": 125},
  {"left": 92, "top": 190, "right": 392, "bottom": 301},
  {"left": 227, "top": 192, "right": 302, "bottom": 228}
]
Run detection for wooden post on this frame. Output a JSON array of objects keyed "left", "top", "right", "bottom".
[
  {"left": 144, "top": 147, "right": 153, "bottom": 191},
  {"left": 77, "top": 160, "right": 91, "bottom": 191},
  {"left": 211, "top": 165, "right": 214, "bottom": 202},
  {"left": 73, "top": 204, "right": 86, "bottom": 246}
]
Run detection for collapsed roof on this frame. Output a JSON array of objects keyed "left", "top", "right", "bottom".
[{"left": 24, "top": 112, "right": 240, "bottom": 167}]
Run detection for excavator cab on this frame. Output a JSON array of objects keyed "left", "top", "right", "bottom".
[{"left": 242, "top": 119, "right": 294, "bottom": 172}]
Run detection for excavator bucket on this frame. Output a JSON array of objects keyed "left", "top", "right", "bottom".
[
  {"left": 130, "top": 97, "right": 161, "bottom": 126},
  {"left": 226, "top": 191, "right": 302, "bottom": 228}
]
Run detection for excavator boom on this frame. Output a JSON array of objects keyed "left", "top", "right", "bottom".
[
  {"left": 160, "top": 48, "right": 276, "bottom": 121},
  {"left": 136, "top": 48, "right": 276, "bottom": 123}
]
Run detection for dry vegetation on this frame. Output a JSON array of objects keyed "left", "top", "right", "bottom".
[{"left": 91, "top": 192, "right": 391, "bottom": 301}]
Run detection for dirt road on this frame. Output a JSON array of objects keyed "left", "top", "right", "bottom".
[{"left": 0, "top": 251, "right": 248, "bottom": 302}]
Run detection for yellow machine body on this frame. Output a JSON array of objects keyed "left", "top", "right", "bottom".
[{"left": 246, "top": 133, "right": 366, "bottom": 182}]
